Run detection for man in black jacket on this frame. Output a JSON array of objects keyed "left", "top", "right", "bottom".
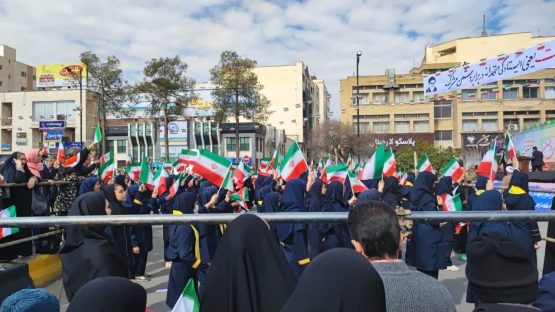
[{"left": 531, "top": 147, "right": 544, "bottom": 172}]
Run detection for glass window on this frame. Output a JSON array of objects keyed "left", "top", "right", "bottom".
[
  {"left": 462, "top": 90, "right": 477, "bottom": 101},
  {"left": 395, "top": 121, "right": 410, "bottom": 133},
  {"left": 462, "top": 120, "right": 478, "bottom": 132},
  {"left": 394, "top": 92, "right": 409, "bottom": 104},
  {"left": 373, "top": 121, "right": 389, "bottom": 133},
  {"left": 482, "top": 119, "right": 498, "bottom": 131},
  {"left": 352, "top": 122, "right": 370, "bottom": 134},
  {"left": 413, "top": 91, "right": 426, "bottom": 102},
  {"left": 434, "top": 101, "right": 452, "bottom": 119},
  {"left": 546, "top": 87, "right": 555, "bottom": 99},
  {"left": 240, "top": 137, "right": 250, "bottom": 151},
  {"left": 117, "top": 140, "right": 126, "bottom": 153},
  {"left": 523, "top": 118, "right": 540, "bottom": 128},
  {"left": 504, "top": 119, "right": 519, "bottom": 131},
  {"left": 372, "top": 93, "right": 388, "bottom": 104},
  {"left": 481, "top": 89, "right": 497, "bottom": 100},
  {"left": 33, "top": 102, "right": 44, "bottom": 119},
  {"left": 503, "top": 88, "right": 518, "bottom": 100},
  {"left": 434, "top": 130, "right": 452, "bottom": 141},
  {"left": 414, "top": 121, "right": 429, "bottom": 133},
  {"left": 523, "top": 87, "right": 538, "bottom": 99},
  {"left": 226, "top": 137, "right": 236, "bottom": 152},
  {"left": 353, "top": 93, "right": 369, "bottom": 105}
]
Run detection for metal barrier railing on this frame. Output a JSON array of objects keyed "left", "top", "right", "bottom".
[{"left": 1, "top": 211, "right": 555, "bottom": 228}]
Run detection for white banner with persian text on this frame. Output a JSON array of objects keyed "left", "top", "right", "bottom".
[{"left": 423, "top": 40, "right": 555, "bottom": 96}]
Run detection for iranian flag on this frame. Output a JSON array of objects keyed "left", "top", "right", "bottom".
[
  {"left": 231, "top": 187, "right": 250, "bottom": 211},
  {"left": 348, "top": 171, "right": 368, "bottom": 194},
  {"left": 163, "top": 161, "right": 174, "bottom": 172},
  {"left": 63, "top": 153, "right": 81, "bottom": 168},
  {"left": 168, "top": 173, "right": 182, "bottom": 197},
  {"left": 126, "top": 155, "right": 132, "bottom": 166},
  {"left": 398, "top": 171, "right": 408, "bottom": 186},
  {"left": 179, "top": 149, "right": 198, "bottom": 166},
  {"left": 417, "top": 154, "right": 434, "bottom": 173},
  {"left": 193, "top": 149, "right": 232, "bottom": 189},
  {"left": 382, "top": 148, "right": 397, "bottom": 177},
  {"left": 358, "top": 143, "right": 386, "bottom": 180},
  {"left": 171, "top": 278, "right": 199, "bottom": 312},
  {"left": 234, "top": 161, "right": 252, "bottom": 188},
  {"left": 441, "top": 158, "right": 464, "bottom": 182},
  {"left": 476, "top": 142, "right": 497, "bottom": 182},
  {"left": 505, "top": 133, "right": 518, "bottom": 160},
  {"left": 441, "top": 193, "right": 463, "bottom": 212},
  {"left": 57, "top": 142, "right": 65, "bottom": 163},
  {"left": 279, "top": 141, "right": 308, "bottom": 182},
  {"left": 125, "top": 162, "right": 141, "bottom": 183},
  {"left": 93, "top": 122, "right": 102, "bottom": 144},
  {"left": 269, "top": 149, "right": 279, "bottom": 169},
  {"left": 98, "top": 158, "right": 115, "bottom": 184},
  {"left": 153, "top": 169, "right": 169, "bottom": 194},
  {"left": 321, "top": 164, "right": 349, "bottom": 184},
  {"left": 258, "top": 157, "right": 272, "bottom": 176},
  {"left": 0, "top": 206, "right": 19, "bottom": 239},
  {"left": 100, "top": 152, "right": 111, "bottom": 165},
  {"left": 139, "top": 157, "right": 155, "bottom": 190}
]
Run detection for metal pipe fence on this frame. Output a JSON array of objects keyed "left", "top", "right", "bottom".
[{"left": 1, "top": 211, "right": 555, "bottom": 228}]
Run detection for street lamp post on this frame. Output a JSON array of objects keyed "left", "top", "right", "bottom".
[
  {"left": 79, "top": 67, "right": 83, "bottom": 145},
  {"left": 356, "top": 51, "right": 362, "bottom": 162}
]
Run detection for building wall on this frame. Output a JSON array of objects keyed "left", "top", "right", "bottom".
[
  {"left": 0, "top": 90, "right": 98, "bottom": 155},
  {"left": 0, "top": 45, "right": 35, "bottom": 92},
  {"left": 314, "top": 79, "right": 330, "bottom": 124}
]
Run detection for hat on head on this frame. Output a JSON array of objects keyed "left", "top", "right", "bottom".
[
  {"left": 0, "top": 288, "right": 59, "bottom": 312},
  {"left": 466, "top": 232, "right": 539, "bottom": 304}
]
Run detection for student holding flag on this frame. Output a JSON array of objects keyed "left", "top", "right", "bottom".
[
  {"left": 435, "top": 176, "right": 460, "bottom": 272},
  {"left": 320, "top": 181, "right": 354, "bottom": 252}
]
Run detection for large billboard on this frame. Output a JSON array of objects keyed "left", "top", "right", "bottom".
[
  {"left": 160, "top": 120, "right": 188, "bottom": 158},
  {"left": 36, "top": 64, "right": 88, "bottom": 88},
  {"left": 514, "top": 121, "right": 555, "bottom": 166}
]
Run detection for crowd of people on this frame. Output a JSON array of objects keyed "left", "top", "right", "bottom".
[{"left": 0, "top": 145, "right": 554, "bottom": 312}]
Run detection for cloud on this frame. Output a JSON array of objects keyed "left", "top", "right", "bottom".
[{"left": 0, "top": 0, "right": 553, "bottom": 119}]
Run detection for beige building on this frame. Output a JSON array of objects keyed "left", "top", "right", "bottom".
[
  {"left": 0, "top": 45, "right": 35, "bottom": 92},
  {"left": 0, "top": 90, "right": 99, "bottom": 157},
  {"left": 340, "top": 32, "right": 555, "bottom": 163},
  {"left": 253, "top": 62, "right": 329, "bottom": 152}
]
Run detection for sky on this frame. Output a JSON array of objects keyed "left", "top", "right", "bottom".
[{"left": 1, "top": 0, "right": 554, "bottom": 118}]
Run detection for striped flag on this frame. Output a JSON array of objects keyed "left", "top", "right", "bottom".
[
  {"left": 321, "top": 164, "right": 349, "bottom": 184},
  {"left": 100, "top": 152, "right": 111, "bottom": 165},
  {"left": 441, "top": 194, "right": 462, "bottom": 212},
  {"left": 57, "top": 141, "right": 65, "bottom": 163},
  {"left": 153, "top": 169, "right": 169, "bottom": 195},
  {"left": 98, "top": 158, "right": 115, "bottom": 184},
  {"left": 441, "top": 158, "right": 464, "bottom": 182},
  {"left": 168, "top": 173, "right": 182, "bottom": 197},
  {"left": 348, "top": 171, "right": 368, "bottom": 194},
  {"left": 179, "top": 149, "right": 198, "bottom": 166},
  {"left": 63, "top": 153, "right": 81, "bottom": 168},
  {"left": 476, "top": 142, "right": 497, "bottom": 182},
  {"left": 382, "top": 148, "right": 397, "bottom": 177},
  {"left": 231, "top": 187, "right": 250, "bottom": 211},
  {"left": 193, "top": 149, "right": 233, "bottom": 189},
  {"left": 359, "top": 143, "right": 386, "bottom": 180},
  {"left": 93, "top": 122, "right": 102, "bottom": 144},
  {"left": 163, "top": 161, "right": 174, "bottom": 172},
  {"left": 269, "top": 149, "right": 279, "bottom": 170},
  {"left": 0, "top": 206, "right": 19, "bottom": 239},
  {"left": 125, "top": 162, "right": 141, "bottom": 183},
  {"left": 417, "top": 154, "right": 434, "bottom": 173},
  {"left": 505, "top": 133, "right": 518, "bottom": 160},
  {"left": 171, "top": 277, "right": 199, "bottom": 312},
  {"left": 126, "top": 155, "right": 132, "bottom": 166},
  {"left": 258, "top": 157, "right": 272, "bottom": 176},
  {"left": 139, "top": 157, "right": 155, "bottom": 190},
  {"left": 279, "top": 142, "right": 308, "bottom": 182},
  {"left": 234, "top": 161, "right": 252, "bottom": 189}
]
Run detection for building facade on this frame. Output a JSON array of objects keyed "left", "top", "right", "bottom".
[
  {"left": 0, "top": 45, "right": 35, "bottom": 92},
  {"left": 0, "top": 90, "right": 98, "bottom": 157},
  {"left": 340, "top": 32, "right": 555, "bottom": 164}
]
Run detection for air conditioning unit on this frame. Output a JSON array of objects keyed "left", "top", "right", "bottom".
[{"left": 508, "top": 124, "right": 519, "bottom": 131}]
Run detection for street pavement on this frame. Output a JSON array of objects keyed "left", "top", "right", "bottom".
[{"left": 47, "top": 223, "right": 548, "bottom": 312}]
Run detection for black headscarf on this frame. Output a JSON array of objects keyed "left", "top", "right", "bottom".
[
  {"left": 260, "top": 192, "right": 280, "bottom": 213},
  {"left": 67, "top": 276, "right": 146, "bottom": 312},
  {"left": 435, "top": 176, "right": 453, "bottom": 196},
  {"left": 475, "top": 176, "right": 488, "bottom": 190},
  {"left": 280, "top": 248, "right": 386, "bottom": 312},
  {"left": 358, "top": 189, "right": 382, "bottom": 204},
  {"left": 382, "top": 176, "right": 401, "bottom": 208},
  {"left": 172, "top": 191, "right": 196, "bottom": 214},
  {"left": 200, "top": 214, "right": 296, "bottom": 312},
  {"left": 100, "top": 184, "right": 127, "bottom": 215},
  {"left": 306, "top": 178, "right": 324, "bottom": 212},
  {"left": 280, "top": 179, "right": 306, "bottom": 212},
  {"left": 79, "top": 177, "right": 98, "bottom": 196},
  {"left": 410, "top": 171, "right": 437, "bottom": 210},
  {"left": 114, "top": 174, "right": 127, "bottom": 191},
  {"left": 62, "top": 191, "right": 109, "bottom": 248},
  {"left": 507, "top": 170, "right": 530, "bottom": 193}
]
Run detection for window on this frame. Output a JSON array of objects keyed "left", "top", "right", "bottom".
[
  {"left": 21, "top": 72, "right": 26, "bottom": 78},
  {"left": 352, "top": 122, "right": 370, "bottom": 134},
  {"left": 523, "top": 87, "right": 538, "bottom": 99},
  {"left": 503, "top": 88, "right": 518, "bottom": 100},
  {"left": 227, "top": 137, "right": 250, "bottom": 152},
  {"left": 504, "top": 119, "right": 519, "bottom": 130},
  {"left": 414, "top": 121, "right": 429, "bottom": 133},
  {"left": 481, "top": 89, "right": 497, "bottom": 100},
  {"left": 482, "top": 119, "right": 498, "bottom": 131},
  {"left": 413, "top": 91, "right": 426, "bottom": 102},
  {"left": 434, "top": 130, "right": 452, "bottom": 141},
  {"left": 226, "top": 137, "right": 236, "bottom": 151},
  {"left": 373, "top": 121, "right": 389, "bottom": 133},
  {"left": 372, "top": 93, "right": 388, "bottom": 104},
  {"left": 117, "top": 140, "right": 126, "bottom": 153},
  {"left": 462, "top": 120, "right": 478, "bottom": 132},
  {"left": 33, "top": 101, "right": 75, "bottom": 120},
  {"left": 395, "top": 121, "right": 410, "bottom": 133},
  {"left": 523, "top": 118, "right": 540, "bottom": 128},
  {"left": 21, "top": 87, "right": 26, "bottom": 91},
  {"left": 352, "top": 93, "right": 369, "bottom": 105},
  {"left": 394, "top": 92, "right": 409, "bottom": 104},
  {"left": 434, "top": 101, "right": 452, "bottom": 119},
  {"left": 546, "top": 87, "right": 555, "bottom": 99},
  {"left": 462, "top": 90, "right": 477, "bottom": 101}
]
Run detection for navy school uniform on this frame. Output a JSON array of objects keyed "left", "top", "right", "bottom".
[
  {"left": 124, "top": 183, "right": 153, "bottom": 277},
  {"left": 319, "top": 181, "right": 351, "bottom": 252},
  {"left": 260, "top": 192, "right": 281, "bottom": 240},
  {"left": 306, "top": 178, "right": 324, "bottom": 259},
  {"left": 277, "top": 179, "right": 310, "bottom": 278},
  {"left": 197, "top": 184, "right": 220, "bottom": 264},
  {"left": 436, "top": 176, "right": 455, "bottom": 268}
]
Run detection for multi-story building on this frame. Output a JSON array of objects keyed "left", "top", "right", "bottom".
[
  {"left": 0, "top": 45, "right": 35, "bottom": 92},
  {"left": 253, "top": 62, "right": 328, "bottom": 155},
  {"left": 340, "top": 32, "right": 555, "bottom": 164},
  {"left": 0, "top": 90, "right": 99, "bottom": 158},
  {"left": 220, "top": 122, "right": 287, "bottom": 164}
]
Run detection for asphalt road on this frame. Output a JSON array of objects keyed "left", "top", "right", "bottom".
[{"left": 47, "top": 223, "right": 548, "bottom": 312}]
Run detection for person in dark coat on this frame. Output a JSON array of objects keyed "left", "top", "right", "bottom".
[
  {"left": 466, "top": 190, "right": 511, "bottom": 304},
  {"left": 278, "top": 179, "right": 310, "bottom": 277},
  {"left": 400, "top": 172, "right": 415, "bottom": 209},
  {"left": 531, "top": 146, "right": 544, "bottom": 172},
  {"left": 306, "top": 178, "right": 324, "bottom": 258},
  {"left": 544, "top": 196, "right": 555, "bottom": 275},
  {"left": 320, "top": 181, "right": 351, "bottom": 252},
  {"left": 59, "top": 191, "right": 129, "bottom": 301},
  {"left": 165, "top": 191, "right": 202, "bottom": 308},
  {"left": 200, "top": 214, "right": 296, "bottom": 312},
  {"left": 405, "top": 171, "right": 444, "bottom": 279},
  {"left": 467, "top": 176, "right": 488, "bottom": 211},
  {"left": 382, "top": 176, "right": 401, "bottom": 208},
  {"left": 124, "top": 183, "right": 154, "bottom": 280},
  {"left": 436, "top": 176, "right": 457, "bottom": 270},
  {"left": 504, "top": 170, "right": 542, "bottom": 263},
  {"left": 67, "top": 276, "right": 147, "bottom": 312},
  {"left": 197, "top": 183, "right": 221, "bottom": 264},
  {"left": 0, "top": 151, "right": 37, "bottom": 260},
  {"left": 280, "top": 248, "right": 386, "bottom": 312},
  {"left": 357, "top": 188, "right": 382, "bottom": 204},
  {"left": 78, "top": 176, "right": 100, "bottom": 196}
]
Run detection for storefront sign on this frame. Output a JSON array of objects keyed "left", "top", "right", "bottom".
[
  {"left": 39, "top": 120, "right": 66, "bottom": 130},
  {"left": 1, "top": 144, "right": 11, "bottom": 151},
  {"left": 44, "top": 130, "right": 64, "bottom": 141},
  {"left": 366, "top": 133, "right": 434, "bottom": 149}
]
